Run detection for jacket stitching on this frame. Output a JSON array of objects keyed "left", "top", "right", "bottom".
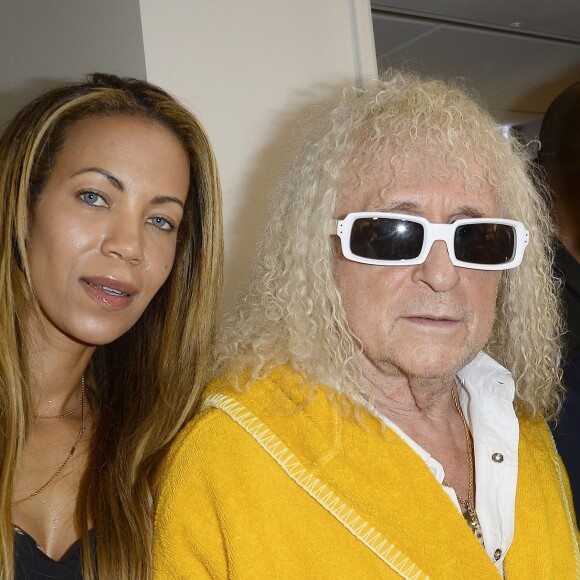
[{"left": 202, "top": 393, "right": 429, "bottom": 580}]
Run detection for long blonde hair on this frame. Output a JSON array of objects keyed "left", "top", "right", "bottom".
[
  {"left": 0, "top": 74, "right": 223, "bottom": 579},
  {"left": 213, "top": 71, "right": 563, "bottom": 421}
]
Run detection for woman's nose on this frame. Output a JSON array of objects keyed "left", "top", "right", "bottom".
[{"left": 100, "top": 217, "right": 145, "bottom": 264}]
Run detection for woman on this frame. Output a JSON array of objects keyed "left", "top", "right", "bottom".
[{"left": 0, "top": 73, "right": 222, "bottom": 579}]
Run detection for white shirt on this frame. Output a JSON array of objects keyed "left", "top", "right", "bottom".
[{"left": 367, "top": 351, "right": 519, "bottom": 574}]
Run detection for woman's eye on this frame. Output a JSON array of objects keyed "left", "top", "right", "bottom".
[
  {"left": 80, "top": 191, "right": 107, "bottom": 206},
  {"left": 148, "top": 216, "right": 176, "bottom": 231}
]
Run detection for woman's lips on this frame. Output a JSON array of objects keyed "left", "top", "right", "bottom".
[{"left": 81, "top": 277, "right": 137, "bottom": 311}]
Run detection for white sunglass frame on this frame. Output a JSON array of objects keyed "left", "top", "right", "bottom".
[{"left": 334, "top": 212, "right": 530, "bottom": 271}]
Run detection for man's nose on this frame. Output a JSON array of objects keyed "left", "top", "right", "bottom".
[{"left": 411, "top": 239, "right": 460, "bottom": 291}]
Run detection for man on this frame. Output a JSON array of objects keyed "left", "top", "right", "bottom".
[
  {"left": 538, "top": 82, "right": 580, "bottom": 524},
  {"left": 154, "top": 73, "right": 579, "bottom": 578}
]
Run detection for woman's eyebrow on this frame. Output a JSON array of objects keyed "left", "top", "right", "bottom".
[
  {"left": 150, "top": 195, "right": 185, "bottom": 210},
  {"left": 71, "top": 167, "right": 124, "bottom": 190}
]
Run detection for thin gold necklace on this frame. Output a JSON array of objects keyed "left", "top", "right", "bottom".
[
  {"left": 12, "top": 376, "right": 86, "bottom": 507},
  {"left": 443, "top": 386, "right": 485, "bottom": 547},
  {"left": 32, "top": 376, "right": 85, "bottom": 419}
]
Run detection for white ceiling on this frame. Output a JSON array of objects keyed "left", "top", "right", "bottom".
[{"left": 371, "top": 1, "right": 580, "bottom": 133}]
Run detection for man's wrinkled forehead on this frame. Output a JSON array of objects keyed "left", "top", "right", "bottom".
[{"left": 335, "top": 154, "right": 498, "bottom": 215}]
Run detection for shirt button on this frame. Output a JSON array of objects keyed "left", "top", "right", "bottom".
[
  {"left": 492, "top": 452, "right": 504, "bottom": 463},
  {"left": 494, "top": 548, "right": 502, "bottom": 561}
]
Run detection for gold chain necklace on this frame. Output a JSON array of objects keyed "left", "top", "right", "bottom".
[
  {"left": 443, "top": 386, "right": 485, "bottom": 547},
  {"left": 32, "top": 376, "right": 85, "bottom": 419},
  {"left": 12, "top": 376, "right": 86, "bottom": 507}
]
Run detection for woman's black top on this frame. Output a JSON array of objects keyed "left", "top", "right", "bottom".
[{"left": 14, "top": 526, "right": 96, "bottom": 580}]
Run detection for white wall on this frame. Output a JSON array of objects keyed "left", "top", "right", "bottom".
[
  {"left": 139, "top": 0, "right": 377, "bottom": 306},
  {"left": 0, "top": 0, "right": 146, "bottom": 127}
]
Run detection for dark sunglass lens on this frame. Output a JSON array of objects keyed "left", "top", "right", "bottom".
[
  {"left": 455, "top": 223, "right": 516, "bottom": 264},
  {"left": 350, "top": 217, "right": 424, "bottom": 260}
]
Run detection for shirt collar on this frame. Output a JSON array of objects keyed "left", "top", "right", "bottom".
[{"left": 457, "top": 351, "right": 515, "bottom": 406}]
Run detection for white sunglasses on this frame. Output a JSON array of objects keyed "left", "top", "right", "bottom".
[{"left": 334, "top": 212, "right": 529, "bottom": 271}]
